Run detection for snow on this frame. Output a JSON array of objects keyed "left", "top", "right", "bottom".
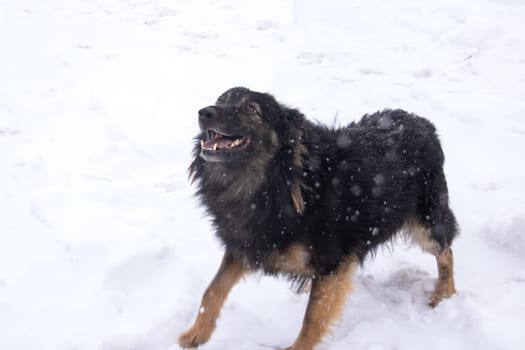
[{"left": 1, "top": 0, "right": 525, "bottom": 349}]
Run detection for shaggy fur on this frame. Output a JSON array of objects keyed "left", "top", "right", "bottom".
[{"left": 179, "top": 87, "right": 458, "bottom": 350}]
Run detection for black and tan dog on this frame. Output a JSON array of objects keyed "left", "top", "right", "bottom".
[{"left": 179, "top": 87, "right": 458, "bottom": 350}]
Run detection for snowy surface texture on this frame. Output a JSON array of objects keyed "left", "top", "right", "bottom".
[{"left": 1, "top": 0, "right": 525, "bottom": 349}]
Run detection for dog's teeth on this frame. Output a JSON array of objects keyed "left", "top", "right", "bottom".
[
  {"left": 213, "top": 143, "right": 217, "bottom": 151},
  {"left": 201, "top": 140, "right": 204, "bottom": 148}
]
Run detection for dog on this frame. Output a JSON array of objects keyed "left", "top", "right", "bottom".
[{"left": 179, "top": 87, "right": 458, "bottom": 350}]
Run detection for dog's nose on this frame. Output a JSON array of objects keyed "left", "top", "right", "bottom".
[{"left": 199, "top": 106, "right": 218, "bottom": 121}]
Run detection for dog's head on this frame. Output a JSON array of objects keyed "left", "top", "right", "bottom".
[
  {"left": 197, "top": 87, "right": 288, "bottom": 163},
  {"left": 190, "top": 87, "right": 307, "bottom": 213}
]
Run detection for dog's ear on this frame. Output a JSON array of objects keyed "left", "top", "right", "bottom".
[
  {"left": 282, "top": 107, "right": 308, "bottom": 215},
  {"left": 291, "top": 182, "right": 305, "bottom": 215}
]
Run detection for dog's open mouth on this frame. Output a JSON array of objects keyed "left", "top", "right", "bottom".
[{"left": 200, "top": 129, "right": 249, "bottom": 152}]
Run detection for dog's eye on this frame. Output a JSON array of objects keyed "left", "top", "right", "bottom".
[{"left": 243, "top": 103, "right": 257, "bottom": 114}]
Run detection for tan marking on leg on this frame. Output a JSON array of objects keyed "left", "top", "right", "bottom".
[
  {"left": 405, "top": 218, "right": 456, "bottom": 307},
  {"left": 429, "top": 247, "right": 456, "bottom": 307},
  {"left": 178, "top": 253, "right": 248, "bottom": 348},
  {"left": 404, "top": 217, "right": 441, "bottom": 255},
  {"left": 283, "top": 259, "right": 357, "bottom": 350}
]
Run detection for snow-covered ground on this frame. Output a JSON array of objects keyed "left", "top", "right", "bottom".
[{"left": 1, "top": 0, "right": 525, "bottom": 349}]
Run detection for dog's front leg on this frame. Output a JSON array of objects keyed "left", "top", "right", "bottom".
[
  {"left": 179, "top": 251, "right": 247, "bottom": 348},
  {"left": 283, "top": 260, "right": 356, "bottom": 350}
]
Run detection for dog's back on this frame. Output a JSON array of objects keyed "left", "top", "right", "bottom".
[{"left": 301, "top": 109, "right": 457, "bottom": 266}]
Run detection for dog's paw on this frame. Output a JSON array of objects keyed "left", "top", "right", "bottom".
[
  {"left": 178, "top": 326, "right": 212, "bottom": 349},
  {"left": 428, "top": 286, "right": 456, "bottom": 308},
  {"left": 428, "top": 294, "right": 441, "bottom": 308}
]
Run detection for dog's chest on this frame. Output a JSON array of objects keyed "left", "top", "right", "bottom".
[{"left": 258, "top": 244, "right": 314, "bottom": 277}]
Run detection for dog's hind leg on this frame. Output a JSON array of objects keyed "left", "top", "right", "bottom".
[
  {"left": 406, "top": 214, "right": 457, "bottom": 307},
  {"left": 408, "top": 167, "right": 459, "bottom": 308},
  {"left": 179, "top": 252, "right": 248, "bottom": 348},
  {"left": 429, "top": 246, "right": 455, "bottom": 307},
  {"left": 424, "top": 169, "right": 459, "bottom": 307},
  {"left": 282, "top": 259, "right": 357, "bottom": 350}
]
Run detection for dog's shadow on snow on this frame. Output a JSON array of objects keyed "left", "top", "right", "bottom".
[{"left": 358, "top": 266, "right": 434, "bottom": 306}]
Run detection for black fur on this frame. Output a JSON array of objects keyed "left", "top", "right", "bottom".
[{"left": 190, "top": 87, "right": 458, "bottom": 278}]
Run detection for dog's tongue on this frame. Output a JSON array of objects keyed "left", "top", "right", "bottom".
[{"left": 203, "top": 138, "right": 233, "bottom": 149}]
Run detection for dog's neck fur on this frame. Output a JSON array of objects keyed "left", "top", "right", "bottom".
[
  {"left": 189, "top": 105, "right": 310, "bottom": 268},
  {"left": 190, "top": 146, "right": 304, "bottom": 252},
  {"left": 200, "top": 161, "right": 270, "bottom": 204}
]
